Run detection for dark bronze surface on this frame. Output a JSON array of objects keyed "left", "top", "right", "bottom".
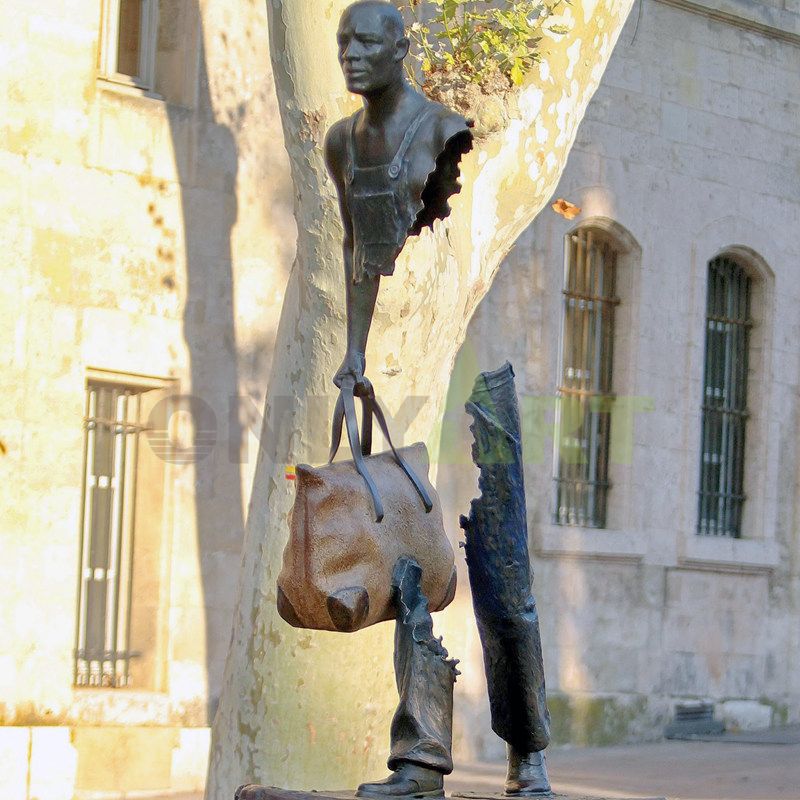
[
  {"left": 382, "top": 557, "right": 457, "bottom": 777},
  {"left": 460, "top": 364, "right": 551, "bottom": 787},
  {"left": 349, "top": 557, "right": 457, "bottom": 798},
  {"left": 324, "top": 1, "right": 472, "bottom": 393}
]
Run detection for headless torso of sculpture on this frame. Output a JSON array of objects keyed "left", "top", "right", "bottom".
[{"left": 345, "top": 104, "right": 434, "bottom": 283}]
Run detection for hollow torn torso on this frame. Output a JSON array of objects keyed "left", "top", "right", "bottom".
[{"left": 343, "top": 101, "right": 473, "bottom": 283}]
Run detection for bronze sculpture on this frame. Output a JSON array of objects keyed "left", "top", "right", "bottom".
[
  {"left": 461, "top": 364, "right": 552, "bottom": 796},
  {"left": 325, "top": 5, "right": 551, "bottom": 795},
  {"left": 325, "top": 4, "right": 472, "bottom": 796},
  {"left": 238, "top": 4, "right": 553, "bottom": 799}
]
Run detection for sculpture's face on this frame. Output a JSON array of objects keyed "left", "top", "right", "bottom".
[{"left": 337, "top": 4, "right": 407, "bottom": 95}]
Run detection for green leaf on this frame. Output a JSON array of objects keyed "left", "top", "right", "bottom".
[
  {"left": 442, "top": 0, "right": 459, "bottom": 16},
  {"left": 407, "top": 0, "right": 548, "bottom": 97}
]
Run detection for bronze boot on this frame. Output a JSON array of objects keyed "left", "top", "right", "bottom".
[
  {"left": 357, "top": 558, "right": 456, "bottom": 799},
  {"left": 504, "top": 746, "right": 552, "bottom": 797},
  {"left": 356, "top": 763, "right": 444, "bottom": 799}
]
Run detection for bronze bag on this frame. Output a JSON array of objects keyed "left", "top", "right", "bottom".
[{"left": 277, "top": 381, "right": 456, "bottom": 632}]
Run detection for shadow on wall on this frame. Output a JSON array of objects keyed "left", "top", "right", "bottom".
[
  {"left": 167, "top": 7, "right": 243, "bottom": 722},
  {"left": 163, "top": 0, "right": 297, "bottom": 724}
]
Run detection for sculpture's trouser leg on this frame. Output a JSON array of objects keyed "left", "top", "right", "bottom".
[
  {"left": 461, "top": 363, "right": 551, "bottom": 754},
  {"left": 387, "top": 557, "right": 457, "bottom": 774},
  {"left": 468, "top": 597, "right": 550, "bottom": 753}
]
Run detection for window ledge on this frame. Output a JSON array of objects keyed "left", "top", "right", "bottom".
[
  {"left": 97, "top": 75, "right": 164, "bottom": 103},
  {"left": 69, "top": 688, "right": 172, "bottom": 726},
  {"left": 679, "top": 534, "right": 779, "bottom": 573},
  {"left": 534, "top": 522, "right": 647, "bottom": 562}
]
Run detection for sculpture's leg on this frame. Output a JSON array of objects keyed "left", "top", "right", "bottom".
[
  {"left": 460, "top": 363, "right": 552, "bottom": 797},
  {"left": 356, "top": 557, "right": 457, "bottom": 799}
]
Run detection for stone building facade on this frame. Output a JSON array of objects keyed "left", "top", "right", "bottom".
[
  {"left": 2, "top": 0, "right": 799, "bottom": 797},
  {"left": 0, "top": 1, "right": 294, "bottom": 797},
  {"left": 440, "top": 0, "right": 800, "bottom": 758}
]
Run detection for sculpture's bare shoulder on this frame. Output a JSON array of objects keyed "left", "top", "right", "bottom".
[
  {"left": 424, "top": 100, "right": 473, "bottom": 154},
  {"left": 323, "top": 115, "right": 353, "bottom": 187}
]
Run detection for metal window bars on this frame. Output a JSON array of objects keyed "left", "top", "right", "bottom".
[
  {"left": 697, "top": 256, "right": 752, "bottom": 538},
  {"left": 554, "top": 229, "right": 618, "bottom": 528},
  {"left": 74, "top": 382, "right": 146, "bottom": 687}
]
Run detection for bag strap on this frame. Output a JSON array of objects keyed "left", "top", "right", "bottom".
[
  {"left": 365, "top": 394, "right": 433, "bottom": 514},
  {"left": 329, "top": 379, "right": 433, "bottom": 522}
]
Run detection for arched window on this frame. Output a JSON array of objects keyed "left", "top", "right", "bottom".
[
  {"left": 554, "top": 227, "right": 619, "bottom": 528},
  {"left": 697, "top": 255, "right": 753, "bottom": 537}
]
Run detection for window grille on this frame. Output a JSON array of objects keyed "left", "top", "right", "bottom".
[
  {"left": 74, "top": 382, "right": 148, "bottom": 687},
  {"left": 697, "top": 256, "right": 752, "bottom": 537},
  {"left": 554, "top": 228, "right": 618, "bottom": 528}
]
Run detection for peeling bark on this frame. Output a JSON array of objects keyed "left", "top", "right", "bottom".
[{"left": 206, "top": 1, "right": 636, "bottom": 797}]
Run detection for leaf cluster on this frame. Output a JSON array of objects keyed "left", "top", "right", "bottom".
[{"left": 401, "top": 0, "right": 571, "bottom": 93}]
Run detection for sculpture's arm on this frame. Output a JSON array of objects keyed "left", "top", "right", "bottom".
[{"left": 325, "top": 120, "right": 379, "bottom": 390}]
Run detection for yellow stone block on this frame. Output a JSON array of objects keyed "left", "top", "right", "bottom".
[
  {"left": 29, "top": 727, "right": 78, "bottom": 800},
  {"left": 0, "top": 727, "right": 29, "bottom": 800},
  {"left": 73, "top": 726, "right": 179, "bottom": 793}
]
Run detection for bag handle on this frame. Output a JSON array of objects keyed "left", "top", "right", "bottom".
[{"left": 329, "top": 378, "right": 433, "bottom": 522}]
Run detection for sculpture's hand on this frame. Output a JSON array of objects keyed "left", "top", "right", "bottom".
[{"left": 333, "top": 351, "right": 371, "bottom": 396}]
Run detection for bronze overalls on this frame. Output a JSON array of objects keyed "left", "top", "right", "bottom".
[{"left": 345, "top": 106, "right": 431, "bottom": 283}]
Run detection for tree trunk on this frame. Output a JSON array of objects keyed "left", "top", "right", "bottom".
[{"left": 207, "top": 1, "right": 635, "bottom": 796}]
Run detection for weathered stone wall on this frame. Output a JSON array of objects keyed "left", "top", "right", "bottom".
[
  {"left": 442, "top": 0, "right": 800, "bottom": 758},
  {"left": 0, "top": 1, "right": 293, "bottom": 796}
]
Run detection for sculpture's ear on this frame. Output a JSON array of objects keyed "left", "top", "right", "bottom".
[{"left": 395, "top": 35, "right": 410, "bottom": 62}]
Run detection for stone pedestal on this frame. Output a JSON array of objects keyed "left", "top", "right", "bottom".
[
  {"left": 453, "top": 793, "right": 666, "bottom": 800},
  {"left": 234, "top": 786, "right": 667, "bottom": 800}
]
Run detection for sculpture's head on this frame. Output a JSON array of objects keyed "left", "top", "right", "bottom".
[{"left": 337, "top": 1, "right": 409, "bottom": 96}]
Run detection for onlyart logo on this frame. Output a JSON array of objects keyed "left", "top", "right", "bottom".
[{"left": 141, "top": 391, "right": 654, "bottom": 467}]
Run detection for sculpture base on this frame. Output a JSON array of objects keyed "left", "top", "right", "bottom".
[
  {"left": 453, "top": 792, "right": 666, "bottom": 800},
  {"left": 234, "top": 787, "right": 666, "bottom": 800}
]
